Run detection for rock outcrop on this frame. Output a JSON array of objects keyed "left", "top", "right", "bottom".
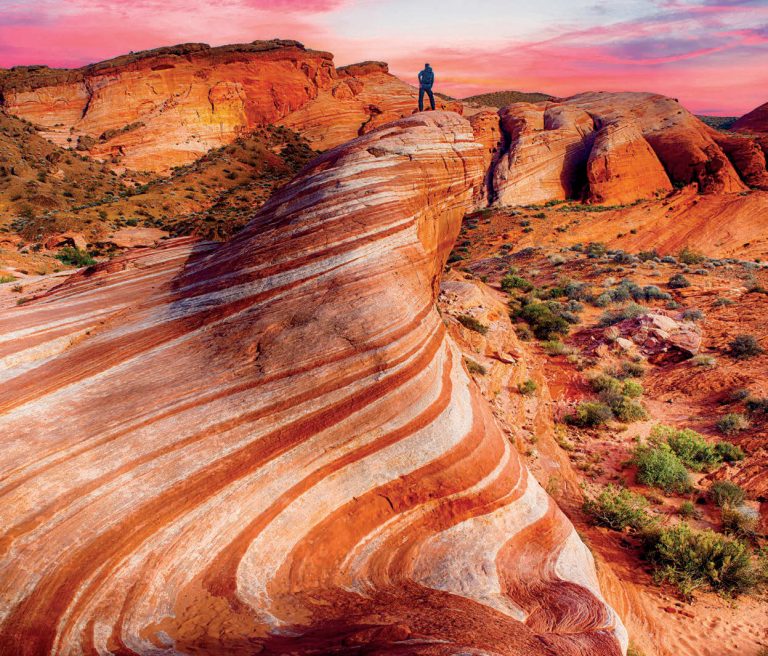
[
  {"left": 489, "top": 92, "right": 768, "bottom": 206},
  {"left": 734, "top": 101, "right": 768, "bottom": 167},
  {"left": 0, "top": 43, "right": 461, "bottom": 173},
  {"left": 1, "top": 41, "right": 337, "bottom": 172},
  {"left": 0, "top": 113, "right": 625, "bottom": 655}
]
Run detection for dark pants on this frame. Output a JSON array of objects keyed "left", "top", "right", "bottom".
[{"left": 419, "top": 86, "right": 435, "bottom": 111}]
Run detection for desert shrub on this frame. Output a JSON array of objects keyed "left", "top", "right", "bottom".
[
  {"left": 587, "top": 242, "right": 607, "bottom": 257},
  {"left": 746, "top": 396, "right": 768, "bottom": 414},
  {"left": 678, "top": 247, "right": 706, "bottom": 265},
  {"left": 632, "top": 443, "right": 691, "bottom": 493},
  {"left": 566, "top": 401, "right": 614, "bottom": 428},
  {"left": 642, "top": 523, "right": 756, "bottom": 597},
  {"left": 682, "top": 308, "right": 704, "bottom": 321},
  {"left": 56, "top": 247, "right": 96, "bottom": 267},
  {"left": 728, "top": 387, "right": 751, "bottom": 402},
  {"left": 598, "top": 303, "right": 649, "bottom": 327},
  {"left": 464, "top": 358, "right": 487, "bottom": 375},
  {"left": 691, "top": 354, "right": 716, "bottom": 368},
  {"left": 638, "top": 249, "right": 660, "bottom": 262},
  {"left": 542, "top": 339, "right": 568, "bottom": 355},
  {"left": 593, "top": 292, "right": 612, "bottom": 307},
  {"left": 716, "top": 413, "right": 748, "bottom": 435},
  {"left": 714, "top": 441, "right": 745, "bottom": 462},
  {"left": 501, "top": 274, "right": 534, "bottom": 293},
  {"left": 589, "top": 374, "right": 623, "bottom": 396},
  {"left": 721, "top": 507, "right": 760, "bottom": 540},
  {"left": 0, "top": 274, "right": 16, "bottom": 284},
  {"left": 583, "top": 485, "right": 654, "bottom": 531},
  {"left": 619, "top": 361, "right": 646, "bottom": 378},
  {"left": 611, "top": 397, "right": 648, "bottom": 423},
  {"left": 678, "top": 500, "right": 697, "bottom": 519},
  {"left": 713, "top": 297, "right": 735, "bottom": 307},
  {"left": 668, "top": 273, "right": 691, "bottom": 289},
  {"left": 642, "top": 285, "right": 671, "bottom": 301},
  {"left": 622, "top": 379, "right": 644, "bottom": 398},
  {"left": 549, "top": 254, "right": 566, "bottom": 266},
  {"left": 710, "top": 481, "right": 746, "bottom": 508},
  {"left": 519, "top": 379, "right": 537, "bottom": 395},
  {"left": 729, "top": 334, "right": 763, "bottom": 360},
  {"left": 651, "top": 424, "right": 720, "bottom": 471},
  {"left": 514, "top": 324, "right": 533, "bottom": 341},
  {"left": 457, "top": 314, "right": 489, "bottom": 335},
  {"left": 517, "top": 302, "right": 570, "bottom": 340}
]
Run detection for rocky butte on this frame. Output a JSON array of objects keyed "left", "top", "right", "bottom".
[{"left": 0, "top": 41, "right": 461, "bottom": 173}]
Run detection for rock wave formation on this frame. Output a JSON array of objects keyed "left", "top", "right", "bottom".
[
  {"left": 476, "top": 92, "right": 768, "bottom": 206},
  {"left": 0, "top": 113, "right": 625, "bottom": 655}
]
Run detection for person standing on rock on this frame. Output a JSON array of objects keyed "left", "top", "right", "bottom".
[{"left": 418, "top": 63, "right": 436, "bottom": 111}]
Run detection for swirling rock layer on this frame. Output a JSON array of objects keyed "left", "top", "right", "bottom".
[{"left": 0, "top": 112, "right": 624, "bottom": 655}]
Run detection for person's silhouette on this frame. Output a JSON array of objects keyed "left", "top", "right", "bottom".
[{"left": 418, "top": 63, "right": 436, "bottom": 111}]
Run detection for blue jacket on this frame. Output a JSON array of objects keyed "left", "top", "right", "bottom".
[{"left": 418, "top": 66, "right": 434, "bottom": 88}]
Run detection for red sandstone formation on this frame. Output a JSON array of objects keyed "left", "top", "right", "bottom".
[
  {"left": 0, "top": 113, "right": 625, "bottom": 655},
  {"left": 0, "top": 41, "right": 336, "bottom": 172},
  {"left": 734, "top": 101, "right": 768, "bottom": 135},
  {"left": 279, "top": 60, "right": 463, "bottom": 150},
  {"left": 489, "top": 92, "right": 768, "bottom": 206},
  {"left": 734, "top": 101, "right": 768, "bottom": 167},
  {"left": 0, "top": 44, "right": 461, "bottom": 173}
]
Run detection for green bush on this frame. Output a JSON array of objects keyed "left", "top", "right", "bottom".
[
  {"left": 464, "top": 358, "right": 487, "bottom": 375},
  {"left": 746, "top": 396, "right": 768, "bottom": 414},
  {"left": 651, "top": 425, "right": 720, "bottom": 471},
  {"left": 56, "top": 247, "right": 96, "bottom": 267},
  {"left": 623, "top": 379, "right": 644, "bottom": 398},
  {"left": 678, "top": 247, "right": 706, "bottom": 265},
  {"left": 668, "top": 273, "right": 691, "bottom": 289},
  {"left": 457, "top": 314, "right": 489, "bottom": 335},
  {"left": 721, "top": 507, "right": 759, "bottom": 540},
  {"left": 518, "top": 379, "right": 537, "bottom": 395},
  {"left": 729, "top": 334, "right": 763, "bottom": 360},
  {"left": 710, "top": 481, "right": 746, "bottom": 508},
  {"left": 632, "top": 443, "right": 691, "bottom": 493},
  {"left": 678, "top": 500, "right": 697, "bottom": 518},
  {"left": 714, "top": 441, "right": 745, "bottom": 463},
  {"left": 716, "top": 413, "right": 748, "bottom": 435},
  {"left": 642, "top": 523, "right": 756, "bottom": 597},
  {"left": 518, "top": 302, "right": 570, "bottom": 340},
  {"left": 611, "top": 397, "right": 648, "bottom": 423},
  {"left": 566, "top": 401, "right": 613, "bottom": 428},
  {"left": 589, "top": 374, "right": 623, "bottom": 396},
  {"left": 619, "top": 361, "right": 646, "bottom": 378},
  {"left": 583, "top": 485, "right": 654, "bottom": 531},
  {"left": 598, "top": 303, "right": 649, "bottom": 327},
  {"left": 501, "top": 274, "right": 534, "bottom": 293}
]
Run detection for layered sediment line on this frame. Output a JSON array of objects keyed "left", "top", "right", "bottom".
[{"left": 0, "top": 112, "right": 625, "bottom": 655}]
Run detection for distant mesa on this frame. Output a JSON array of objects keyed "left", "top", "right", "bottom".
[{"left": 0, "top": 41, "right": 459, "bottom": 173}]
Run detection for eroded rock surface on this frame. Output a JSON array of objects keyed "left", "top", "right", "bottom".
[
  {"left": 489, "top": 92, "right": 768, "bottom": 206},
  {"left": 0, "top": 113, "right": 625, "bottom": 655}
]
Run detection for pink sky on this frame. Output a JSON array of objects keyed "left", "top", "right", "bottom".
[{"left": 1, "top": 0, "right": 766, "bottom": 115}]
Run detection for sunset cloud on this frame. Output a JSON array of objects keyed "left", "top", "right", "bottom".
[{"left": 0, "top": 0, "right": 766, "bottom": 115}]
